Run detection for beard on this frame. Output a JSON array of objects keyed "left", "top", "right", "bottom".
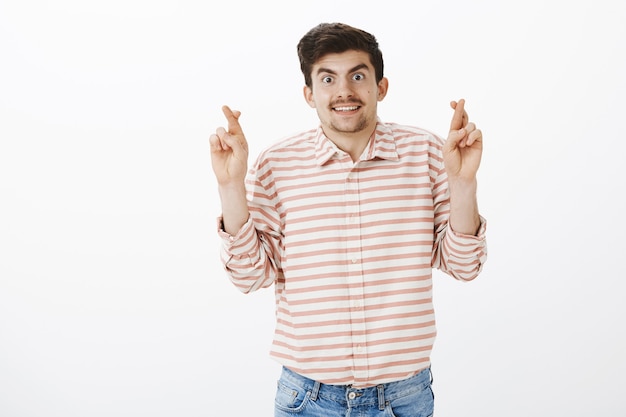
[
  {"left": 319, "top": 106, "right": 372, "bottom": 136},
  {"left": 326, "top": 99, "right": 368, "bottom": 134},
  {"left": 329, "top": 115, "right": 368, "bottom": 134}
]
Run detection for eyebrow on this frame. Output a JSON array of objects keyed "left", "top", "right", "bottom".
[{"left": 315, "top": 63, "right": 370, "bottom": 76}]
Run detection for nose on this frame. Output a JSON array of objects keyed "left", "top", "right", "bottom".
[{"left": 335, "top": 77, "right": 355, "bottom": 99}]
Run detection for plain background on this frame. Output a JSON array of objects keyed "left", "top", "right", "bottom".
[{"left": 1, "top": 0, "right": 625, "bottom": 416}]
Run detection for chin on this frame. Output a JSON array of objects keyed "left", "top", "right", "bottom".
[{"left": 333, "top": 121, "right": 368, "bottom": 134}]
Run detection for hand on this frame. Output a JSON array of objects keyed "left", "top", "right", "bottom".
[
  {"left": 443, "top": 99, "right": 483, "bottom": 182},
  {"left": 209, "top": 105, "right": 249, "bottom": 187}
]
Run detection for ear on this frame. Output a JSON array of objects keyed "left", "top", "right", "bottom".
[
  {"left": 377, "top": 77, "right": 389, "bottom": 101},
  {"left": 303, "top": 85, "right": 316, "bottom": 108}
]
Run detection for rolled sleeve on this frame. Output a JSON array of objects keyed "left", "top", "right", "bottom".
[
  {"left": 216, "top": 216, "right": 276, "bottom": 293},
  {"left": 217, "top": 216, "right": 256, "bottom": 253},
  {"left": 440, "top": 215, "right": 488, "bottom": 281}
]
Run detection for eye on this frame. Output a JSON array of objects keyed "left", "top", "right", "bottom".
[
  {"left": 322, "top": 76, "right": 333, "bottom": 84},
  {"left": 352, "top": 73, "right": 365, "bottom": 81}
]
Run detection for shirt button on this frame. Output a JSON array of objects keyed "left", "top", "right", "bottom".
[{"left": 348, "top": 392, "right": 357, "bottom": 400}]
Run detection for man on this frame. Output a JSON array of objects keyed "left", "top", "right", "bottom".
[{"left": 209, "top": 22, "right": 487, "bottom": 417}]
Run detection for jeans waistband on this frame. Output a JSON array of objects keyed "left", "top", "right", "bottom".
[{"left": 279, "top": 366, "right": 432, "bottom": 409}]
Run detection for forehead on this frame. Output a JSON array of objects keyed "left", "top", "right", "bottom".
[{"left": 312, "top": 50, "right": 373, "bottom": 73}]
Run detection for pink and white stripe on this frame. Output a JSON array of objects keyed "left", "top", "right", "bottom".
[{"left": 218, "top": 120, "right": 487, "bottom": 387}]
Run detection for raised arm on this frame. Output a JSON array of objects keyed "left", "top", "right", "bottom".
[
  {"left": 209, "top": 105, "right": 250, "bottom": 235},
  {"left": 442, "top": 98, "right": 483, "bottom": 236}
]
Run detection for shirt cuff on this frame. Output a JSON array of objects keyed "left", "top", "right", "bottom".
[
  {"left": 448, "top": 215, "right": 487, "bottom": 243},
  {"left": 216, "top": 216, "right": 255, "bottom": 251}
]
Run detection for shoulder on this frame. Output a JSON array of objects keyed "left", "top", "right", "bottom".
[
  {"left": 381, "top": 121, "right": 444, "bottom": 145},
  {"left": 252, "top": 128, "right": 318, "bottom": 170},
  {"left": 262, "top": 128, "right": 318, "bottom": 154},
  {"left": 379, "top": 121, "right": 445, "bottom": 158}
]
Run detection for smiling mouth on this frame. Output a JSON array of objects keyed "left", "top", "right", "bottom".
[{"left": 332, "top": 105, "right": 360, "bottom": 112}]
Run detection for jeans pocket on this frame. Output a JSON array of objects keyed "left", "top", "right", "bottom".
[
  {"left": 274, "top": 380, "right": 312, "bottom": 413},
  {"left": 386, "top": 385, "right": 434, "bottom": 417}
]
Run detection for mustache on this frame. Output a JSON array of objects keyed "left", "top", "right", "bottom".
[{"left": 330, "top": 99, "right": 364, "bottom": 108}]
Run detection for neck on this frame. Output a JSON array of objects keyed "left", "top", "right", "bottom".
[{"left": 326, "top": 128, "right": 375, "bottom": 162}]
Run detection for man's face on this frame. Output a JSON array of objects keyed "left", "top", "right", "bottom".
[{"left": 304, "top": 50, "right": 388, "bottom": 140}]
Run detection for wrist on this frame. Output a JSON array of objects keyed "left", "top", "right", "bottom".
[
  {"left": 218, "top": 181, "right": 247, "bottom": 200},
  {"left": 217, "top": 182, "right": 250, "bottom": 236},
  {"left": 448, "top": 177, "right": 477, "bottom": 196}
]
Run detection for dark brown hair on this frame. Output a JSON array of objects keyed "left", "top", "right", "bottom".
[{"left": 297, "top": 22, "right": 384, "bottom": 88}]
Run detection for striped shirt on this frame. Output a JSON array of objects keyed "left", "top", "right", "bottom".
[{"left": 218, "top": 119, "right": 487, "bottom": 387}]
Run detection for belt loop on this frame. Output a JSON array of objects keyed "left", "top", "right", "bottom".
[
  {"left": 310, "top": 381, "right": 321, "bottom": 401},
  {"left": 377, "top": 384, "right": 385, "bottom": 411}
]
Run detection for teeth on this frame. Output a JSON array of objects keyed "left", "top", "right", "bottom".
[{"left": 334, "top": 106, "right": 358, "bottom": 111}]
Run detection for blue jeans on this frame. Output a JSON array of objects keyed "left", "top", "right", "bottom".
[{"left": 274, "top": 366, "right": 434, "bottom": 417}]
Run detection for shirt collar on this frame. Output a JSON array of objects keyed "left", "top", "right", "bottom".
[{"left": 314, "top": 118, "right": 399, "bottom": 166}]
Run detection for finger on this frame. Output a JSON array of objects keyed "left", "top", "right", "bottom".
[
  {"left": 209, "top": 133, "right": 219, "bottom": 150},
  {"left": 216, "top": 124, "right": 248, "bottom": 157},
  {"left": 444, "top": 127, "right": 466, "bottom": 152},
  {"left": 215, "top": 127, "right": 228, "bottom": 146},
  {"left": 209, "top": 133, "right": 229, "bottom": 151},
  {"left": 466, "top": 129, "right": 482, "bottom": 147},
  {"left": 449, "top": 98, "right": 467, "bottom": 132},
  {"left": 464, "top": 122, "right": 476, "bottom": 135},
  {"left": 222, "top": 105, "right": 243, "bottom": 135},
  {"left": 215, "top": 126, "right": 227, "bottom": 139}
]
